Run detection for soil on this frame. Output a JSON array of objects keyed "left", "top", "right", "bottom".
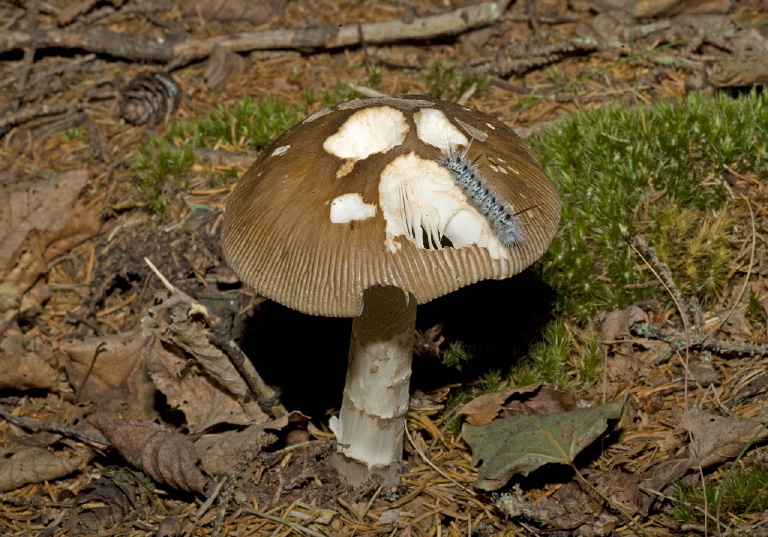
[{"left": 2, "top": 0, "right": 768, "bottom": 536}]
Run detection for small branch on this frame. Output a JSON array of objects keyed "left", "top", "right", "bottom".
[
  {"left": 240, "top": 506, "right": 327, "bottom": 537},
  {"left": 405, "top": 424, "right": 476, "bottom": 496},
  {"left": 0, "top": 407, "right": 110, "bottom": 447},
  {"left": 630, "top": 228, "right": 768, "bottom": 364},
  {"left": 0, "top": 2, "right": 506, "bottom": 63},
  {"left": 0, "top": 101, "right": 82, "bottom": 134}
]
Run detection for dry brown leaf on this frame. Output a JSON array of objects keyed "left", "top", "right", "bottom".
[
  {"left": 178, "top": 0, "right": 287, "bottom": 23},
  {"left": 141, "top": 292, "right": 269, "bottom": 420},
  {"left": 458, "top": 383, "right": 578, "bottom": 427},
  {"left": 59, "top": 330, "right": 150, "bottom": 389},
  {"left": 682, "top": 408, "right": 768, "bottom": 467},
  {"left": 600, "top": 305, "right": 645, "bottom": 343},
  {"left": 142, "top": 291, "right": 254, "bottom": 402},
  {"left": 584, "top": 469, "right": 643, "bottom": 516},
  {"left": 0, "top": 445, "right": 92, "bottom": 492},
  {"left": 44, "top": 202, "right": 101, "bottom": 261},
  {"left": 0, "top": 232, "right": 47, "bottom": 329},
  {"left": 0, "top": 326, "right": 62, "bottom": 391},
  {"left": 0, "top": 170, "right": 100, "bottom": 332},
  {"left": 57, "top": 331, "right": 158, "bottom": 422},
  {"left": 0, "top": 169, "right": 89, "bottom": 266},
  {"left": 195, "top": 412, "right": 301, "bottom": 474},
  {"left": 145, "top": 338, "right": 266, "bottom": 432},
  {"left": 66, "top": 466, "right": 148, "bottom": 533},
  {"left": 203, "top": 48, "right": 250, "bottom": 92},
  {"left": 89, "top": 414, "right": 214, "bottom": 496}
]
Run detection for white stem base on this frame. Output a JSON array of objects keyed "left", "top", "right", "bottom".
[{"left": 332, "top": 285, "right": 417, "bottom": 486}]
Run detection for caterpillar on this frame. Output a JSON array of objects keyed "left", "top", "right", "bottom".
[{"left": 440, "top": 145, "right": 527, "bottom": 248}]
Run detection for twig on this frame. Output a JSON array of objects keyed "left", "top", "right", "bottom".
[
  {"left": 144, "top": 258, "right": 288, "bottom": 417},
  {"left": 0, "top": 407, "right": 110, "bottom": 447},
  {"left": 0, "top": 101, "right": 82, "bottom": 133},
  {"left": 630, "top": 218, "right": 768, "bottom": 363},
  {"left": 351, "top": 485, "right": 383, "bottom": 537},
  {"left": 631, "top": 235, "right": 692, "bottom": 410},
  {"left": 0, "top": 2, "right": 506, "bottom": 64},
  {"left": 144, "top": 257, "right": 175, "bottom": 293},
  {"left": 208, "top": 324, "right": 288, "bottom": 418},
  {"left": 240, "top": 506, "right": 327, "bottom": 537},
  {"left": 405, "top": 424, "right": 476, "bottom": 496}
]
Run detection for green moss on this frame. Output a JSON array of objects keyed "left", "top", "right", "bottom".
[
  {"left": 531, "top": 91, "right": 768, "bottom": 323},
  {"left": 168, "top": 95, "right": 301, "bottom": 151},
  {"left": 63, "top": 123, "right": 84, "bottom": 140},
  {"left": 442, "top": 340, "right": 474, "bottom": 372},
  {"left": 423, "top": 61, "right": 490, "bottom": 101},
  {"left": 747, "top": 290, "right": 767, "bottom": 333},
  {"left": 510, "top": 320, "right": 572, "bottom": 389},
  {"left": 135, "top": 87, "right": 353, "bottom": 217},
  {"left": 673, "top": 464, "right": 768, "bottom": 532},
  {"left": 577, "top": 331, "right": 603, "bottom": 383},
  {"left": 135, "top": 144, "right": 194, "bottom": 216}
]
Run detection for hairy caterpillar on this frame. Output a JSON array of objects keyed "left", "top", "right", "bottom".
[{"left": 440, "top": 145, "right": 527, "bottom": 247}]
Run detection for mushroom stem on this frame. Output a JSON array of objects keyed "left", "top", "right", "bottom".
[{"left": 332, "top": 285, "right": 417, "bottom": 486}]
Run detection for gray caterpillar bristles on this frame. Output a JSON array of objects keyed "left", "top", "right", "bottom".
[{"left": 440, "top": 146, "right": 527, "bottom": 247}]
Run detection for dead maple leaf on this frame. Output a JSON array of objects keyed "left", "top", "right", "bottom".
[{"left": 89, "top": 414, "right": 214, "bottom": 496}]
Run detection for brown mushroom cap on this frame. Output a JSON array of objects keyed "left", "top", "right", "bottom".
[{"left": 221, "top": 95, "right": 560, "bottom": 317}]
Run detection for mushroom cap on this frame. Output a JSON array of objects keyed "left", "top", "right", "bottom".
[{"left": 221, "top": 95, "right": 560, "bottom": 317}]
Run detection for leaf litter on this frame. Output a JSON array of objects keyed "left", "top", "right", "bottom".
[{"left": 2, "top": 0, "right": 768, "bottom": 535}]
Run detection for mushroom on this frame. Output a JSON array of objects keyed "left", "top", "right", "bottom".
[{"left": 220, "top": 95, "right": 560, "bottom": 485}]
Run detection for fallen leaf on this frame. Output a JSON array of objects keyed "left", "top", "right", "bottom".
[
  {"left": 0, "top": 445, "right": 92, "bottom": 492},
  {"left": 145, "top": 338, "right": 267, "bottom": 432},
  {"left": 89, "top": 414, "right": 214, "bottom": 496},
  {"left": 0, "top": 232, "right": 47, "bottom": 329},
  {"left": 600, "top": 305, "right": 645, "bottom": 343},
  {"left": 59, "top": 330, "right": 149, "bottom": 389},
  {"left": 66, "top": 466, "right": 148, "bottom": 533},
  {"left": 142, "top": 290, "right": 257, "bottom": 402},
  {"left": 141, "top": 289, "right": 272, "bottom": 427},
  {"left": 195, "top": 412, "right": 302, "bottom": 474},
  {"left": 583, "top": 469, "right": 643, "bottom": 516},
  {"left": 640, "top": 409, "right": 768, "bottom": 514},
  {"left": 463, "top": 401, "right": 624, "bottom": 491},
  {"left": 204, "top": 48, "right": 250, "bottom": 92},
  {"left": 0, "top": 170, "right": 89, "bottom": 266},
  {"left": 0, "top": 171, "right": 100, "bottom": 332},
  {"left": 0, "top": 326, "right": 61, "bottom": 391},
  {"left": 459, "top": 383, "right": 578, "bottom": 427},
  {"left": 682, "top": 408, "right": 768, "bottom": 467}
]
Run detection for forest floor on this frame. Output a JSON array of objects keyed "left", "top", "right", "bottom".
[{"left": 2, "top": 0, "right": 768, "bottom": 536}]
